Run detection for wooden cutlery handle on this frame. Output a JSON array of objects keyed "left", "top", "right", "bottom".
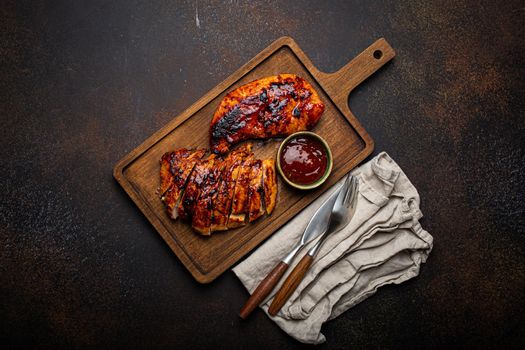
[
  {"left": 239, "top": 261, "right": 289, "bottom": 319},
  {"left": 268, "top": 254, "right": 314, "bottom": 316}
]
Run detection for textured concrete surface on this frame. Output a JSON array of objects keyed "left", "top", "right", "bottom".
[{"left": 1, "top": 0, "right": 524, "bottom": 348}]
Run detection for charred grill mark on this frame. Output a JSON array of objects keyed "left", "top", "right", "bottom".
[
  {"left": 292, "top": 104, "right": 301, "bottom": 117},
  {"left": 241, "top": 94, "right": 261, "bottom": 105},
  {"left": 269, "top": 81, "right": 296, "bottom": 98},
  {"left": 299, "top": 90, "right": 311, "bottom": 100},
  {"left": 231, "top": 120, "right": 247, "bottom": 132},
  {"left": 263, "top": 114, "right": 282, "bottom": 128},
  {"left": 259, "top": 88, "right": 268, "bottom": 103},
  {"left": 268, "top": 97, "right": 289, "bottom": 115},
  {"left": 169, "top": 152, "right": 188, "bottom": 173},
  {"left": 212, "top": 106, "right": 241, "bottom": 139},
  {"left": 184, "top": 196, "right": 194, "bottom": 208}
]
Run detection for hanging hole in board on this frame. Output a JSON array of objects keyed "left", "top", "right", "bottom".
[{"left": 373, "top": 50, "right": 383, "bottom": 59}]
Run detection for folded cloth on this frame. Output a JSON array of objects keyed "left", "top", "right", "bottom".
[{"left": 233, "top": 152, "right": 433, "bottom": 344}]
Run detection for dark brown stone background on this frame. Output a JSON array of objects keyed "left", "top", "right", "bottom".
[{"left": 1, "top": 0, "right": 524, "bottom": 348}]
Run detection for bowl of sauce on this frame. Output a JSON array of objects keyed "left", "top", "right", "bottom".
[{"left": 277, "top": 131, "right": 333, "bottom": 190}]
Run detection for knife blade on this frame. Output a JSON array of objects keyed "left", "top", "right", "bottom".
[
  {"left": 268, "top": 175, "right": 358, "bottom": 316},
  {"left": 239, "top": 184, "right": 342, "bottom": 319},
  {"left": 281, "top": 187, "right": 340, "bottom": 264}
]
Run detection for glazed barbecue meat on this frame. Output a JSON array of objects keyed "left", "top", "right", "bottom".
[
  {"left": 160, "top": 145, "right": 277, "bottom": 235},
  {"left": 247, "top": 160, "right": 265, "bottom": 222},
  {"left": 160, "top": 149, "right": 206, "bottom": 219},
  {"left": 210, "top": 74, "right": 325, "bottom": 154},
  {"left": 228, "top": 155, "right": 255, "bottom": 228},
  {"left": 191, "top": 158, "right": 224, "bottom": 235},
  {"left": 262, "top": 159, "right": 277, "bottom": 215},
  {"left": 177, "top": 155, "right": 217, "bottom": 221},
  {"left": 210, "top": 144, "right": 252, "bottom": 232}
]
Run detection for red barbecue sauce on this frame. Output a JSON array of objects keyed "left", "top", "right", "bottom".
[{"left": 279, "top": 135, "right": 328, "bottom": 185}]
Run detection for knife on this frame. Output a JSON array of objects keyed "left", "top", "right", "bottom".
[
  {"left": 268, "top": 175, "right": 359, "bottom": 316},
  {"left": 239, "top": 185, "right": 342, "bottom": 319}
]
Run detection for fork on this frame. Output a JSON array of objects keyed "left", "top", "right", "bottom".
[{"left": 268, "top": 174, "right": 360, "bottom": 316}]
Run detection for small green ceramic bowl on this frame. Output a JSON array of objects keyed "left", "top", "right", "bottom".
[{"left": 276, "top": 131, "right": 333, "bottom": 190}]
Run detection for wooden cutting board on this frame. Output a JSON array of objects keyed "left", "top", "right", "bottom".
[{"left": 113, "top": 37, "right": 395, "bottom": 283}]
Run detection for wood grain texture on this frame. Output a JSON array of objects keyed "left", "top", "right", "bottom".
[
  {"left": 113, "top": 37, "right": 395, "bottom": 283},
  {"left": 239, "top": 261, "right": 289, "bottom": 319},
  {"left": 268, "top": 254, "right": 314, "bottom": 316}
]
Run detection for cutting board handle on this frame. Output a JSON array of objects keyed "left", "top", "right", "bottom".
[{"left": 318, "top": 38, "right": 395, "bottom": 101}]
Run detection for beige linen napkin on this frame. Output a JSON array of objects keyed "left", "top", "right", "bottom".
[{"left": 233, "top": 152, "right": 433, "bottom": 344}]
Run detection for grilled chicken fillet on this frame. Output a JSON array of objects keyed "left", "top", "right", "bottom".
[
  {"left": 210, "top": 74, "right": 325, "bottom": 154},
  {"left": 160, "top": 149, "right": 206, "bottom": 219},
  {"left": 161, "top": 149, "right": 278, "bottom": 234},
  {"left": 228, "top": 154, "right": 254, "bottom": 228},
  {"left": 262, "top": 159, "right": 277, "bottom": 215},
  {"left": 177, "top": 155, "right": 216, "bottom": 221},
  {"left": 247, "top": 160, "right": 265, "bottom": 222},
  {"left": 191, "top": 158, "right": 224, "bottom": 235},
  {"left": 210, "top": 144, "right": 252, "bottom": 231}
]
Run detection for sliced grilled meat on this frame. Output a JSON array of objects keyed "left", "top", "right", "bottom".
[
  {"left": 262, "top": 159, "right": 277, "bottom": 215},
  {"left": 210, "top": 74, "right": 325, "bottom": 154},
  {"left": 228, "top": 154, "right": 254, "bottom": 228},
  {"left": 177, "top": 155, "right": 216, "bottom": 221},
  {"left": 210, "top": 144, "right": 252, "bottom": 232},
  {"left": 160, "top": 145, "right": 278, "bottom": 234},
  {"left": 160, "top": 149, "right": 206, "bottom": 219},
  {"left": 247, "top": 160, "right": 265, "bottom": 222},
  {"left": 192, "top": 158, "right": 224, "bottom": 235}
]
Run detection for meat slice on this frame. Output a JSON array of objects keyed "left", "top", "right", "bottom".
[
  {"left": 159, "top": 153, "right": 176, "bottom": 196},
  {"left": 191, "top": 158, "right": 224, "bottom": 235},
  {"left": 177, "top": 155, "right": 216, "bottom": 221},
  {"left": 210, "top": 144, "right": 252, "bottom": 232},
  {"left": 247, "top": 160, "right": 265, "bottom": 222},
  {"left": 160, "top": 149, "right": 206, "bottom": 219},
  {"left": 228, "top": 154, "right": 255, "bottom": 228},
  {"left": 262, "top": 159, "right": 277, "bottom": 215},
  {"left": 210, "top": 74, "right": 325, "bottom": 154}
]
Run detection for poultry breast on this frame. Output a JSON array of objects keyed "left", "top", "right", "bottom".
[
  {"left": 228, "top": 154, "right": 255, "bottom": 228},
  {"left": 159, "top": 144, "right": 277, "bottom": 235},
  {"left": 210, "top": 74, "right": 325, "bottom": 155},
  {"left": 210, "top": 144, "right": 252, "bottom": 232},
  {"left": 160, "top": 149, "right": 206, "bottom": 219}
]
